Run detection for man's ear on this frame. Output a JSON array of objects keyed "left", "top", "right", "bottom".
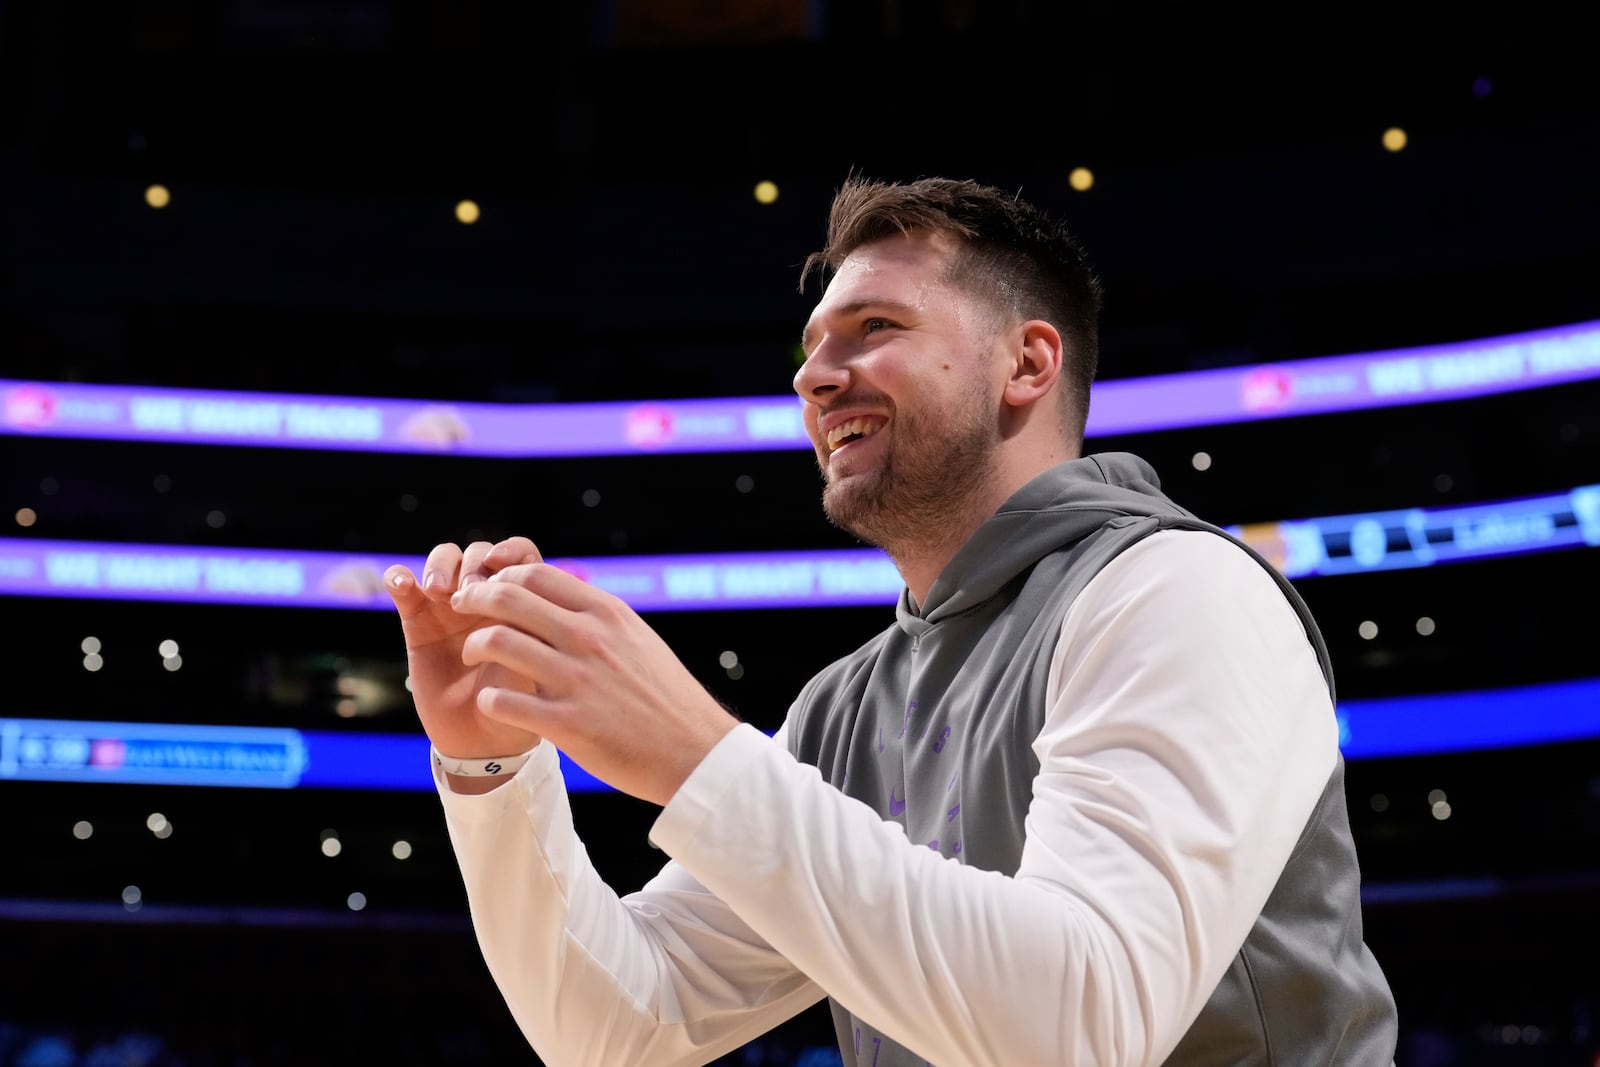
[{"left": 1001, "top": 320, "right": 1064, "bottom": 409}]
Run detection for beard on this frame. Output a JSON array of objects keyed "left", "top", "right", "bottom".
[{"left": 819, "top": 386, "right": 998, "bottom": 559}]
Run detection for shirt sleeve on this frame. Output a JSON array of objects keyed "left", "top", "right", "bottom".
[
  {"left": 436, "top": 720, "right": 825, "bottom": 1067},
  {"left": 649, "top": 530, "right": 1340, "bottom": 1066}
]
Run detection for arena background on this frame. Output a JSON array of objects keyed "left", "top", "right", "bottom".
[{"left": 2, "top": 2, "right": 1597, "bottom": 1064}]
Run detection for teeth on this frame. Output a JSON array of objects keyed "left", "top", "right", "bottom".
[{"left": 826, "top": 416, "right": 882, "bottom": 452}]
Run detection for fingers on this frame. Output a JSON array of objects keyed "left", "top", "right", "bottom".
[
  {"left": 419, "top": 542, "right": 466, "bottom": 601},
  {"left": 485, "top": 561, "right": 603, "bottom": 612},
  {"left": 483, "top": 536, "right": 543, "bottom": 572},
  {"left": 458, "top": 540, "right": 498, "bottom": 589},
  {"left": 382, "top": 563, "right": 428, "bottom": 617},
  {"left": 475, "top": 684, "right": 557, "bottom": 737},
  {"left": 408, "top": 537, "right": 546, "bottom": 606},
  {"left": 461, "top": 622, "right": 562, "bottom": 679},
  {"left": 460, "top": 536, "right": 545, "bottom": 590}
]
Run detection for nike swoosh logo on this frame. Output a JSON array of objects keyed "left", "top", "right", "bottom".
[{"left": 889, "top": 785, "right": 906, "bottom": 817}]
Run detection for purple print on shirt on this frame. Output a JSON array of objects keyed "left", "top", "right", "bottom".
[{"left": 889, "top": 785, "right": 907, "bottom": 817}]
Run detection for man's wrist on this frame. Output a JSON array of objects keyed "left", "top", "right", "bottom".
[{"left": 431, "top": 747, "right": 536, "bottom": 778}]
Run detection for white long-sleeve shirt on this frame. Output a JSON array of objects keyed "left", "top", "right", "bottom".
[{"left": 436, "top": 531, "right": 1339, "bottom": 1066}]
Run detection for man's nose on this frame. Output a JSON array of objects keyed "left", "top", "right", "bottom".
[{"left": 792, "top": 341, "right": 850, "bottom": 400}]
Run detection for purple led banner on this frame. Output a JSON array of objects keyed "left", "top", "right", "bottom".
[
  {"left": 1089, "top": 316, "right": 1600, "bottom": 434},
  {"left": 0, "top": 483, "right": 1596, "bottom": 610},
  {"left": 0, "top": 538, "right": 907, "bottom": 611},
  {"left": 3, "top": 319, "right": 1597, "bottom": 456},
  {"left": 0, "top": 383, "right": 810, "bottom": 457}
]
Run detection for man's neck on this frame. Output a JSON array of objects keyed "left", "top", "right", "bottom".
[{"left": 891, "top": 508, "right": 994, "bottom": 609}]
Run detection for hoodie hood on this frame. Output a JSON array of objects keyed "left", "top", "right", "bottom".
[{"left": 896, "top": 452, "right": 1200, "bottom": 629}]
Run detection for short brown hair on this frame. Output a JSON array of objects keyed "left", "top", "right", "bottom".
[{"left": 800, "top": 175, "right": 1105, "bottom": 440}]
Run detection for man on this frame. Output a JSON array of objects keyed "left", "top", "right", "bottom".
[{"left": 383, "top": 176, "right": 1399, "bottom": 1065}]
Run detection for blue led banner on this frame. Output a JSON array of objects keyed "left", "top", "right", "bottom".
[
  {"left": 0, "top": 484, "right": 1594, "bottom": 610},
  {"left": 4, "top": 318, "right": 1598, "bottom": 456},
  {"left": 4, "top": 676, "right": 1597, "bottom": 792}
]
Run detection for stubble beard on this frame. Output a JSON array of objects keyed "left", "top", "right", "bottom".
[{"left": 819, "top": 398, "right": 998, "bottom": 561}]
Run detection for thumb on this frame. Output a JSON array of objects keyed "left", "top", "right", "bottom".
[{"left": 383, "top": 565, "right": 430, "bottom": 619}]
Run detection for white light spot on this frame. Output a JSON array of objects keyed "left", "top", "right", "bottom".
[
  {"left": 391, "top": 840, "right": 413, "bottom": 860},
  {"left": 81, "top": 636, "right": 102, "bottom": 655},
  {"left": 1190, "top": 451, "right": 1212, "bottom": 471},
  {"left": 72, "top": 820, "right": 93, "bottom": 840},
  {"left": 83, "top": 653, "right": 104, "bottom": 672},
  {"left": 163, "top": 655, "right": 182, "bottom": 672},
  {"left": 718, "top": 650, "right": 739, "bottom": 669},
  {"left": 322, "top": 837, "right": 343, "bottom": 857},
  {"left": 205, "top": 510, "right": 226, "bottom": 529},
  {"left": 582, "top": 489, "right": 601, "bottom": 508},
  {"left": 726, "top": 663, "right": 746, "bottom": 680},
  {"left": 122, "top": 885, "right": 143, "bottom": 911},
  {"left": 1357, "top": 620, "right": 1379, "bottom": 640},
  {"left": 158, "top": 639, "right": 179, "bottom": 658},
  {"left": 1428, "top": 788, "right": 1447, "bottom": 806},
  {"left": 1415, "top": 616, "right": 1436, "bottom": 636},
  {"left": 146, "top": 812, "right": 168, "bottom": 833},
  {"left": 1431, "top": 800, "right": 1452, "bottom": 820},
  {"left": 347, "top": 891, "right": 368, "bottom": 911},
  {"left": 735, "top": 475, "right": 755, "bottom": 493}
]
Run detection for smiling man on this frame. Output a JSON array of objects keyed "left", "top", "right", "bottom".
[{"left": 384, "top": 175, "right": 1399, "bottom": 1066}]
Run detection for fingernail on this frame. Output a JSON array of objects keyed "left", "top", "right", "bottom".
[{"left": 422, "top": 570, "right": 439, "bottom": 589}]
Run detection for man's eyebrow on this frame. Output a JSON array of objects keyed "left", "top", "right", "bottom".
[{"left": 800, "top": 298, "right": 919, "bottom": 354}]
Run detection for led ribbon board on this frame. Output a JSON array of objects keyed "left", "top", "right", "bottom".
[
  {"left": 0, "top": 484, "right": 1594, "bottom": 610},
  {"left": 4, "top": 318, "right": 1598, "bottom": 455},
  {"left": 5, "top": 674, "right": 1598, "bottom": 792}
]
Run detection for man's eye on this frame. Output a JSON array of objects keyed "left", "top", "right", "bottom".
[{"left": 865, "top": 318, "right": 889, "bottom": 333}]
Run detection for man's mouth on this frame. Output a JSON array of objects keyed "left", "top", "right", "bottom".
[{"left": 825, "top": 416, "right": 885, "bottom": 453}]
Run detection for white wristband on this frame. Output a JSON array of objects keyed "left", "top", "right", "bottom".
[{"left": 432, "top": 747, "right": 536, "bottom": 778}]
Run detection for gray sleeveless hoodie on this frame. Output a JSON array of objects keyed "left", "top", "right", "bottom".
[{"left": 784, "top": 452, "right": 1398, "bottom": 1066}]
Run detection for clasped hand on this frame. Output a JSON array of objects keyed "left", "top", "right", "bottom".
[{"left": 384, "top": 537, "right": 740, "bottom": 806}]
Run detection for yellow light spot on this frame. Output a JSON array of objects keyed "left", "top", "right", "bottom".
[
  {"left": 753, "top": 180, "right": 779, "bottom": 205},
  {"left": 455, "top": 199, "right": 481, "bottom": 224},
  {"left": 1068, "top": 167, "right": 1095, "bottom": 192},
  {"left": 1382, "top": 127, "right": 1408, "bottom": 152},
  {"left": 145, "top": 184, "right": 171, "bottom": 209},
  {"left": 14, "top": 507, "right": 36, "bottom": 527}
]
